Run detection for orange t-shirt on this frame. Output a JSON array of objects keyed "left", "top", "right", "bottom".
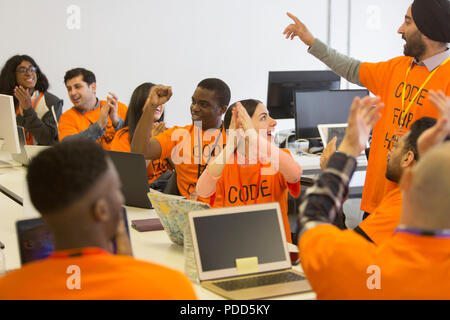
[
  {"left": 358, "top": 187, "right": 403, "bottom": 245},
  {"left": 155, "top": 124, "right": 226, "bottom": 202},
  {"left": 110, "top": 128, "right": 172, "bottom": 184},
  {"left": 211, "top": 149, "right": 301, "bottom": 243},
  {"left": 0, "top": 248, "right": 197, "bottom": 300},
  {"left": 299, "top": 224, "right": 450, "bottom": 299},
  {"left": 359, "top": 57, "right": 450, "bottom": 213},
  {"left": 58, "top": 100, "right": 128, "bottom": 150}
]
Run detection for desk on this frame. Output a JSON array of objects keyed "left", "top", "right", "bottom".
[
  {"left": 0, "top": 166, "right": 316, "bottom": 300},
  {"left": 292, "top": 151, "right": 367, "bottom": 198}
]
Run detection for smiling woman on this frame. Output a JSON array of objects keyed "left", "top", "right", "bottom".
[{"left": 0, "top": 55, "right": 63, "bottom": 146}]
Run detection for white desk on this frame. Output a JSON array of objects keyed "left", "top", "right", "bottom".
[
  {"left": 0, "top": 166, "right": 316, "bottom": 300},
  {"left": 292, "top": 151, "right": 367, "bottom": 198}
]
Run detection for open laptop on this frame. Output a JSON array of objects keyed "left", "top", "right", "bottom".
[
  {"left": 15, "top": 207, "right": 130, "bottom": 265},
  {"left": 318, "top": 123, "right": 368, "bottom": 155},
  {"left": 188, "top": 202, "right": 312, "bottom": 300},
  {"left": 107, "top": 150, "right": 152, "bottom": 209},
  {"left": 11, "top": 126, "right": 49, "bottom": 166}
]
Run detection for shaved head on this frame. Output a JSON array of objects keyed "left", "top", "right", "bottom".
[{"left": 403, "top": 142, "right": 450, "bottom": 229}]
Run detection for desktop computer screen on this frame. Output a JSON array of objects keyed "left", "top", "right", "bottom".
[
  {"left": 294, "top": 89, "right": 369, "bottom": 139},
  {"left": 267, "top": 70, "right": 340, "bottom": 119},
  {"left": 0, "top": 94, "right": 21, "bottom": 154}
]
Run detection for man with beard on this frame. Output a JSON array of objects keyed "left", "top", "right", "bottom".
[
  {"left": 283, "top": 0, "right": 450, "bottom": 219},
  {"left": 355, "top": 116, "right": 438, "bottom": 244}
]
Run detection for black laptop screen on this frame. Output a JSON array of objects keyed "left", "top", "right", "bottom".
[{"left": 193, "top": 208, "right": 286, "bottom": 272}]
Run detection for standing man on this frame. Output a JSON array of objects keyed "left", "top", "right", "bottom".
[
  {"left": 58, "top": 68, "right": 128, "bottom": 150},
  {"left": 283, "top": 0, "right": 450, "bottom": 217}
]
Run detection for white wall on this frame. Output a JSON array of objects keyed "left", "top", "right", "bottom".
[{"left": 0, "top": 0, "right": 410, "bottom": 130}]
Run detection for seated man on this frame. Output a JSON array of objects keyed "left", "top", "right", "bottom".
[
  {"left": 131, "top": 78, "right": 230, "bottom": 202},
  {"left": 297, "top": 94, "right": 450, "bottom": 299},
  {"left": 355, "top": 116, "right": 439, "bottom": 245},
  {"left": 0, "top": 139, "right": 196, "bottom": 299},
  {"left": 58, "top": 68, "right": 127, "bottom": 150}
]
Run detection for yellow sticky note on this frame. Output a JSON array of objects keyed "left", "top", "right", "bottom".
[{"left": 235, "top": 257, "right": 259, "bottom": 275}]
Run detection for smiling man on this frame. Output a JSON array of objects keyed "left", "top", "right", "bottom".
[
  {"left": 283, "top": 0, "right": 450, "bottom": 219},
  {"left": 131, "top": 78, "right": 230, "bottom": 202},
  {"left": 58, "top": 68, "right": 128, "bottom": 150}
]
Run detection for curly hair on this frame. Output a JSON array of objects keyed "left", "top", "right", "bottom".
[
  {"left": 27, "top": 139, "right": 109, "bottom": 214},
  {"left": 197, "top": 78, "right": 231, "bottom": 108},
  {"left": 0, "top": 55, "right": 49, "bottom": 106}
]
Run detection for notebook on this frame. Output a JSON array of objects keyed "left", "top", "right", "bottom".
[
  {"left": 188, "top": 202, "right": 312, "bottom": 300},
  {"left": 147, "top": 192, "right": 209, "bottom": 246},
  {"left": 107, "top": 150, "right": 152, "bottom": 209},
  {"left": 15, "top": 207, "right": 130, "bottom": 265}
]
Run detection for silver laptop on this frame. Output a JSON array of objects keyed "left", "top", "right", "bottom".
[
  {"left": 11, "top": 126, "right": 49, "bottom": 166},
  {"left": 188, "top": 202, "right": 312, "bottom": 300}
]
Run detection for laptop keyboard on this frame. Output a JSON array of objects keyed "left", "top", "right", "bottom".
[{"left": 213, "top": 271, "right": 305, "bottom": 292}]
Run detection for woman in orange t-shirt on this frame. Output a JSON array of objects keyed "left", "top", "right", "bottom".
[
  {"left": 110, "top": 83, "right": 173, "bottom": 188},
  {"left": 196, "top": 99, "right": 302, "bottom": 243}
]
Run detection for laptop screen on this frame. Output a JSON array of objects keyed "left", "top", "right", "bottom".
[
  {"left": 190, "top": 203, "right": 291, "bottom": 280},
  {"left": 16, "top": 207, "right": 130, "bottom": 265}
]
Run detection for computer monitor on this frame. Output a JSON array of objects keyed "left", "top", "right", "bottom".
[
  {"left": 294, "top": 89, "right": 370, "bottom": 139},
  {"left": 267, "top": 70, "right": 341, "bottom": 119},
  {"left": 0, "top": 94, "right": 21, "bottom": 154}
]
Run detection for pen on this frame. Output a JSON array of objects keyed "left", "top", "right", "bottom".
[{"left": 0, "top": 240, "right": 5, "bottom": 249}]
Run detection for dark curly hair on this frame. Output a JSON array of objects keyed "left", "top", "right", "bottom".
[
  {"left": 197, "top": 78, "right": 231, "bottom": 108},
  {"left": 27, "top": 139, "right": 109, "bottom": 214},
  {"left": 0, "top": 55, "right": 49, "bottom": 106}
]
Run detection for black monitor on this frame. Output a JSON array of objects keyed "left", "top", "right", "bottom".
[
  {"left": 294, "top": 89, "right": 370, "bottom": 139},
  {"left": 267, "top": 70, "right": 341, "bottom": 119}
]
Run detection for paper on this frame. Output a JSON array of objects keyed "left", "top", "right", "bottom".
[{"left": 235, "top": 256, "right": 259, "bottom": 275}]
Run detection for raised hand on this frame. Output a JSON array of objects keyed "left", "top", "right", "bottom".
[
  {"left": 283, "top": 12, "right": 315, "bottom": 47},
  {"left": 98, "top": 102, "right": 111, "bottom": 129},
  {"left": 417, "top": 90, "right": 450, "bottom": 157},
  {"left": 106, "top": 92, "right": 120, "bottom": 127},
  {"left": 338, "top": 96, "right": 384, "bottom": 158},
  {"left": 152, "top": 121, "right": 167, "bottom": 136},
  {"left": 320, "top": 136, "right": 337, "bottom": 171},
  {"left": 14, "top": 86, "right": 33, "bottom": 115},
  {"left": 145, "top": 85, "right": 173, "bottom": 110},
  {"left": 235, "top": 102, "right": 255, "bottom": 133}
]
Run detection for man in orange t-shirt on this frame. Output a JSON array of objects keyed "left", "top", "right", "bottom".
[
  {"left": 297, "top": 94, "right": 450, "bottom": 299},
  {"left": 0, "top": 140, "right": 196, "bottom": 299},
  {"left": 284, "top": 0, "right": 450, "bottom": 216},
  {"left": 356, "top": 117, "right": 438, "bottom": 245},
  {"left": 58, "top": 68, "right": 128, "bottom": 150},
  {"left": 131, "top": 78, "right": 231, "bottom": 202}
]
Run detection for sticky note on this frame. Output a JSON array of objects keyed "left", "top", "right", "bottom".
[{"left": 235, "top": 257, "right": 259, "bottom": 275}]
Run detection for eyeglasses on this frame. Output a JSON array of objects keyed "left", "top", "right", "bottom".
[{"left": 16, "top": 66, "right": 37, "bottom": 74}]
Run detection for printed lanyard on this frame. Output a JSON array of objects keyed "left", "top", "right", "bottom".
[
  {"left": 20, "top": 92, "right": 44, "bottom": 145},
  {"left": 196, "top": 124, "right": 223, "bottom": 177},
  {"left": 236, "top": 153, "right": 262, "bottom": 205},
  {"left": 399, "top": 56, "right": 450, "bottom": 128},
  {"left": 395, "top": 226, "right": 450, "bottom": 239}
]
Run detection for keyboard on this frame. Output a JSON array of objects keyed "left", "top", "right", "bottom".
[{"left": 213, "top": 271, "right": 305, "bottom": 291}]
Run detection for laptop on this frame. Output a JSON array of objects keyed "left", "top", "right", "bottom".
[
  {"left": 11, "top": 126, "right": 49, "bottom": 166},
  {"left": 318, "top": 123, "right": 368, "bottom": 154},
  {"left": 188, "top": 202, "right": 312, "bottom": 300},
  {"left": 107, "top": 150, "right": 152, "bottom": 209},
  {"left": 15, "top": 207, "right": 130, "bottom": 265}
]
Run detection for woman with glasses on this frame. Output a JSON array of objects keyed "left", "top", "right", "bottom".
[{"left": 0, "top": 55, "right": 63, "bottom": 145}]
